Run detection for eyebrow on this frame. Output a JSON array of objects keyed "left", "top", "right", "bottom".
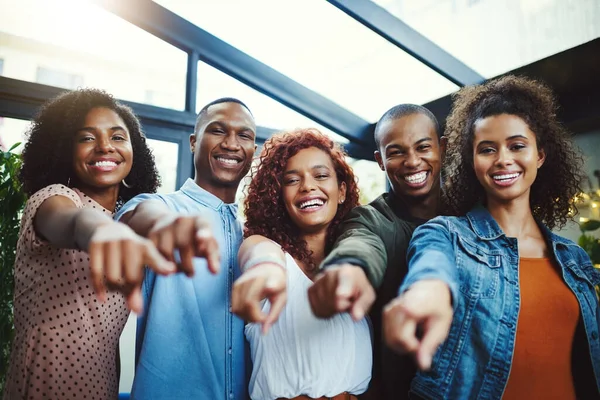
[
  {"left": 476, "top": 134, "right": 529, "bottom": 146},
  {"left": 284, "top": 165, "right": 331, "bottom": 176},
  {"left": 208, "top": 120, "right": 255, "bottom": 134},
  {"left": 76, "top": 126, "right": 125, "bottom": 133}
]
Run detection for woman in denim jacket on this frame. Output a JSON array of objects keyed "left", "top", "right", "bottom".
[{"left": 383, "top": 75, "right": 600, "bottom": 399}]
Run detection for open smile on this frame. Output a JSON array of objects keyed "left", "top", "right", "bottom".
[
  {"left": 491, "top": 172, "right": 521, "bottom": 187},
  {"left": 88, "top": 159, "right": 122, "bottom": 172},
  {"left": 403, "top": 171, "right": 429, "bottom": 188},
  {"left": 296, "top": 197, "right": 326, "bottom": 213},
  {"left": 214, "top": 155, "right": 243, "bottom": 169}
]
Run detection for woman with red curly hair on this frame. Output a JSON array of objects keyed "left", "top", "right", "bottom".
[{"left": 231, "top": 129, "right": 372, "bottom": 400}]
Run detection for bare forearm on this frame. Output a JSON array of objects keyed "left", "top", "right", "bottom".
[
  {"left": 238, "top": 235, "right": 285, "bottom": 272},
  {"left": 121, "top": 200, "right": 171, "bottom": 237},
  {"left": 36, "top": 207, "right": 113, "bottom": 250}
]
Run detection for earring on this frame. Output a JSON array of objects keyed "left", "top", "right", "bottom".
[
  {"left": 67, "top": 177, "right": 71, "bottom": 187},
  {"left": 339, "top": 198, "right": 345, "bottom": 204},
  {"left": 122, "top": 179, "right": 132, "bottom": 188}
]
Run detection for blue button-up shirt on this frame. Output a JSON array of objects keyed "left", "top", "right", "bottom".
[
  {"left": 116, "top": 179, "right": 246, "bottom": 399},
  {"left": 401, "top": 205, "right": 600, "bottom": 399}
]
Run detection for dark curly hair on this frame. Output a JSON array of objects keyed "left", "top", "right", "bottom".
[
  {"left": 444, "top": 75, "right": 584, "bottom": 229},
  {"left": 20, "top": 88, "right": 160, "bottom": 201},
  {"left": 244, "top": 128, "right": 360, "bottom": 270}
]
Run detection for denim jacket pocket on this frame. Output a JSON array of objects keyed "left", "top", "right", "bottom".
[{"left": 456, "top": 236, "right": 501, "bottom": 299}]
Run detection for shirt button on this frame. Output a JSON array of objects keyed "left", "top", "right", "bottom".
[
  {"left": 229, "top": 306, "right": 233, "bottom": 313},
  {"left": 228, "top": 348, "right": 232, "bottom": 354},
  {"left": 229, "top": 393, "right": 234, "bottom": 399}
]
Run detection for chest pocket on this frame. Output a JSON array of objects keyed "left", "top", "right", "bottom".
[{"left": 456, "top": 236, "right": 501, "bottom": 299}]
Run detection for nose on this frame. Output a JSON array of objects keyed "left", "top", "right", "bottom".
[
  {"left": 404, "top": 150, "right": 420, "bottom": 169},
  {"left": 495, "top": 147, "right": 514, "bottom": 167},
  {"left": 221, "top": 133, "right": 241, "bottom": 151},
  {"left": 299, "top": 176, "right": 317, "bottom": 192},
  {"left": 95, "top": 136, "right": 115, "bottom": 153}
]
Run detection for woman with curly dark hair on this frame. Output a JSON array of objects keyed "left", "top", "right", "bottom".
[
  {"left": 4, "top": 89, "right": 175, "bottom": 400},
  {"left": 231, "top": 128, "right": 371, "bottom": 399},
  {"left": 383, "top": 75, "right": 600, "bottom": 399}
]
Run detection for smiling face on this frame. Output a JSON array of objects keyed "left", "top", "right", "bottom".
[
  {"left": 190, "top": 102, "right": 256, "bottom": 197},
  {"left": 282, "top": 147, "right": 346, "bottom": 234},
  {"left": 374, "top": 113, "right": 443, "bottom": 202},
  {"left": 72, "top": 107, "right": 133, "bottom": 193},
  {"left": 473, "top": 114, "right": 545, "bottom": 206}
]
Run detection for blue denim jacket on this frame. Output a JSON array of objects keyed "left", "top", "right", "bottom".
[{"left": 400, "top": 205, "right": 600, "bottom": 399}]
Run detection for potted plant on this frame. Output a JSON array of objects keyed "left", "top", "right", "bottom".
[{"left": 0, "top": 143, "right": 26, "bottom": 392}]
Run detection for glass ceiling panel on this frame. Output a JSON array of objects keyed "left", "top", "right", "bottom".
[
  {"left": 0, "top": 0, "right": 187, "bottom": 110},
  {"left": 372, "top": 0, "right": 600, "bottom": 78},
  {"left": 197, "top": 61, "right": 349, "bottom": 144},
  {"left": 155, "top": 0, "right": 458, "bottom": 122}
]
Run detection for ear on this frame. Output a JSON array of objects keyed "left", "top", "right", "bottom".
[
  {"left": 339, "top": 181, "right": 347, "bottom": 204},
  {"left": 374, "top": 150, "right": 385, "bottom": 171},
  {"left": 189, "top": 133, "right": 196, "bottom": 153},
  {"left": 537, "top": 147, "right": 546, "bottom": 169},
  {"left": 439, "top": 136, "right": 448, "bottom": 162}
]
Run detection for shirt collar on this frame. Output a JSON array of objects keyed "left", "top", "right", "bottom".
[{"left": 180, "top": 178, "right": 239, "bottom": 214}]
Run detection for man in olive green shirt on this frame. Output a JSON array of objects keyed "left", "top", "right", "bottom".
[{"left": 308, "top": 104, "right": 445, "bottom": 400}]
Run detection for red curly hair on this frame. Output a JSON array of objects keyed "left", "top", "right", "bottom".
[{"left": 244, "top": 128, "right": 360, "bottom": 270}]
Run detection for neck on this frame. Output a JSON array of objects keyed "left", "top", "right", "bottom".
[
  {"left": 77, "top": 185, "right": 119, "bottom": 212},
  {"left": 194, "top": 176, "right": 239, "bottom": 204},
  {"left": 486, "top": 194, "right": 538, "bottom": 238},
  {"left": 300, "top": 229, "right": 328, "bottom": 267},
  {"left": 392, "top": 186, "right": 441, "bottom": 220}
]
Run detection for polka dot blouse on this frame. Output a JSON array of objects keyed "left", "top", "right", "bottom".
[{"left": 3, "top": 184, "right": 129, "bottom": 400}]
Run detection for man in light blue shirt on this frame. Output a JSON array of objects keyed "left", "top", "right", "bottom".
[{"left": 116, "top": 98, "right": 257, "bottom": 399}]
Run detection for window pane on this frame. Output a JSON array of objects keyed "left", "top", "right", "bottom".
[
  {"left": 0, "top": 117, "right": 30, "bottom": 153},
  {"left": 158, "top": 0, "right": 458, "bottom": 122},
  {"left": 146, "top": 138, "right": 178, "bottom": 193},
  {"left": 372, "top": 0, "right": 600, "bottom": 77},
  {"left": 347, "top": 158, "right": 387, "bottom": 205},
  {"left": 197, "top": 61, "right": 349, "bottom": 144},
  {"left": 0, "top": 0, "right": 187, "bottom": 109}
]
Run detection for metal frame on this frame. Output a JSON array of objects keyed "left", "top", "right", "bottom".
[
  {"left": 327, "top": 0, "right": 484, "bottom": 87},
  {"left": 94, "top": 0, "right": 374, "bottom": 149}
]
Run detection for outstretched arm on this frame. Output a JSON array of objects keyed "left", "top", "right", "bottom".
[
  {"left": 35, "top": 195, "right": 175, "bottom": 314},
  {"left": 231, "top": 235, "right": 287, "bottom": 334}
]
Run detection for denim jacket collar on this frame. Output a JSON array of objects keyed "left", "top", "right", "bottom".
[
  {"left": 467, "top": 204, "right": 574, "bottom": 249},
  {"left": 466, "top": 204, "right": 505, "bottom": 241},
  {"left": 180, "top": 178, "right": 239, "bottom": 216}
]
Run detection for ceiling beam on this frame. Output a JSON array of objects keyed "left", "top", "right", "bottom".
[
  {"left": 327, "top": 0, "right": 484, "bottom": 87},
  {"left": 0, "top": 76, "right": 276, "bottom": 142},
  {"left": 93, "top": 0, "right": 373, "bottom": 147}
]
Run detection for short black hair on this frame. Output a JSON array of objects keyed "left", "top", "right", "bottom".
[
  {"left": 194, "top": 97, "right": 253, "bottom": 133},
  {"left": 374, "top": 104, "right": 441, "bottom": 147},
  {"left": 20, "top": 88, "right": 160, "bottom": 201}
]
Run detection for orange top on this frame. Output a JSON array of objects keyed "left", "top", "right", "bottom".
[{"left": 503, "top": 258, "right": 580, "bottom": 400}]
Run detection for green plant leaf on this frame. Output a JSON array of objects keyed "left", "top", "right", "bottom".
[{"left": 580, "top": 219, "right": 600, "bottom": 232}]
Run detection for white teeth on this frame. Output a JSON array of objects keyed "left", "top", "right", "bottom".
[
  {"left": 493, "top": 173, "right": 520, "bottom": 181},
  {"left": 405, "top": 171, "right": 427, "bottom": 184},
  {"left": 94, "top": 161, "right": 117, "bottom": 167},
  {"left": 217, "top": 157, "right": 240, "bottom": 165},
  {"left": 299, "top": 199, "right": 324, "bottom": 209}
]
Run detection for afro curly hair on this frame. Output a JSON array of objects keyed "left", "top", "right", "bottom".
[
  {"left": 19, "top": 88, "right": 160, "bottom": 202},
  {"left": 443, "top": 75, "right": 585, "bottom": 229},
  {"left": 244, "top": 128, "right": 360, "bottom": 271}
]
